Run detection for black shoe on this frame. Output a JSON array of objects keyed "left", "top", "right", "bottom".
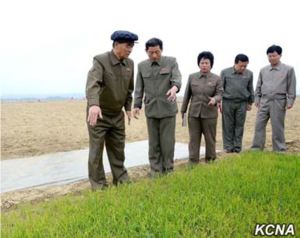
[
  {"left": 205, "top": 158, "right": 216, "bottom": 163},
  {"left": 149, "top": 170, "right": 162, "bottom": 179},
  {"left": 91, "top": 184, "right": 108, "bottom": 191}
]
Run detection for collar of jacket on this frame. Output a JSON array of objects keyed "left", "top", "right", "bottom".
[
  {"left": 148, "top": 57, "right": 162, "bottom": 66},
  {"left": 268, "top": 62, "right": 282, "bottom": 71},
  {"left": 198, "top": 71, "right": 212, "bottom": 78},
  {"left": 231, "top": 66, "right": 244, "bottom": 75},
  {"left": 109, "top": 50, "right": 128, "bottom": 66}
]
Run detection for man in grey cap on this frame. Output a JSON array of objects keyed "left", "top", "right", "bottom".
[
  {"left": 133, "top": 38, "right": 181, "bottom": 176},
  {"left": 86, "top": 30, "right": 138, "bottom": 190},
  {"left": 251, "top": 45, "right": 296, "bottom": 152},
  {"left": 220, "top": 54, "right": 254, "bottom": 153}
]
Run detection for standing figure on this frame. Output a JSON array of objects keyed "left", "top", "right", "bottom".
[
  {"left": 133, "top": 38, "right": 182, "bottom": 176},
  {"left": 86, "top": 30, "right": 138, "bottom": 190},
  {"left": 251, "top": 45, "right": 296, "bottom": 152},
  {"left": 220, "top": 54, "right": 254, "bottom": 153},
  {"left": 181, "top": 51, "right": 222, "bottom": 163}
]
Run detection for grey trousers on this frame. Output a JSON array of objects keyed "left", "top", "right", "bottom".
[
  {"left": 87, "top": 111, "right": 129, "bottom": 189},
  {"left": 146, "top": 116, "right": 176, "bottom": 174},
  {"left": 188, "top": 117, "right": 217, "bottom": 162},
  {"left": 222, "top": 100, "right": 248, "bottom": 152},
  {"left": 251, "top": 97, "right": 287, "bottom": 151}
]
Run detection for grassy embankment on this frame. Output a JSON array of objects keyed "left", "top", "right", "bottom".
[{"left": 1, "top": 152, "right": 299, "bottom": 237}]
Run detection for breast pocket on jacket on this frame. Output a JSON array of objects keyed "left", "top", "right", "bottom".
[
  {"left": 191, "top": 82, "right": 201, "bottom": 94},
  {"left": 103, "top": 71, "right": 116, "bottom": 87},
  {"left": 206, "top": 82, "right": 217, "bottom": 95},
  {"left": 122, "top": 67, "right": 132, "bottom": 82},
  {"left": 142, "top": 73, "right": 153, "bottom": 88},
  {"left": 159, "top": 67, "right": 171, "bottom": 75}
]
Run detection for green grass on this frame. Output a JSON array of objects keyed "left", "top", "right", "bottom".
[{"left": 1, "top": 152, "right": 299, "bottom": 238}]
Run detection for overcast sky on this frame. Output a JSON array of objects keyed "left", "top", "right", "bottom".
[{"left": 1, "top": 0, "right": 299, "bottom": 97}]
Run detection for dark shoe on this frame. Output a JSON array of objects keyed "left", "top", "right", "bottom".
[
  {"left": 113, "top": 172, "right": 130, "bottom": 185},
  {"left": 149, "top": 170, "right": 162, "bottom": 179},
  {"left": 90, "top": 179, "right": 108, "bottom": 191},
  {"left": 115, "top": 176, "right": 131, "bottom": 186},
  {"left": 205, "top": 158, "right": 216, "bottom": 163},
  {"left": 163, "top": 168, "right": 174, "bottom": 175},
  {"left": 274, "top": 149, "right": 286, "bottom": 154},
  {"left": 118, "top": 179, "right": 132, "bottom": 185},
  {"left": 91, "top": 184, "right": 108, "bottom": 191},
  {"left": 189, "top": 158, "right": 200, "bottom": 164}
]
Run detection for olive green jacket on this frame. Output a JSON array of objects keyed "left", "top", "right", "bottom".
[
  {"left": 181, "top": 72, "right": 223, "bottom": 118},
  {"left": 86, "top": 51, "right": 134, "bottom": 114},
  {"left": 134, "top": 56, "right": 182, "bottom": 118},
  {"left": 221, "top": 67, "right": 254, "bottom": 104}
]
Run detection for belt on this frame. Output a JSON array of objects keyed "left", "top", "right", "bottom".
[{"left": 262, "top": 94, "right": 286, "bottom": 100}]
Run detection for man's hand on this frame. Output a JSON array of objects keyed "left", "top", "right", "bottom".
[
  {"left": 255, "top": 102, "right": 260, "bottom": 109},
  {"left": 166, "top": 86, "right": 178, "bottom": 102},
  {"left": 247, "top": 104, "right": 252, "bottom": 111},
  {"left": 218, "top": 102, "right": 222, "bottom": 113},
  {"left": 182, "top": 113, "right": 187, "bottom": 127},
  {"left": 287, "top": 104, "right": 293, "bottom": 110},
  {"left": 87, "top": 105, "right": 102, "bottom": 126},
  {"left": 133, "top": 108, "right": 140, "bottom": 119},
  {"left": 126, "top": 111, "right": 132, "bottom": 125},
  {"left": 208, "top": 97, "right": 216, "bottom": 106}
]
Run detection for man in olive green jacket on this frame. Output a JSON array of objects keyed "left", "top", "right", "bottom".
[
  {"left": 220, "top": 54, "right": 254, "bottom": 153},
  {"left": 86, "top": 30, "right": 138, "bottom": 190},
  {"left": 133, "top": 38, "right": 181, "bottom": 176}
]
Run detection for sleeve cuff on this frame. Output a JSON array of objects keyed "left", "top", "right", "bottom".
[
  {"left": 287, "top": 98, "right": 295, "bottom": 107},
  {"left": 124, "top": 103, "right": 132, "bottom": 111},
  {"left": 171, "top": 83, "right": 181, "bottom": 92},
  {"left": 254, "top": 97, "right": 261, "bottom": 105},
  {"left": 87, "top": 98, "right": 99, "bottom": 107},
  {"left": 134, "top": 103, "right": 142, "bottom": 109}
]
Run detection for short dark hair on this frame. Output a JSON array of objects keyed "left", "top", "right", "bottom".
[
  {"left": 235, "top": 54, "right": 249, "bottom": 64},
  {"left": 197, "top": 51, "right": 214, "bottom": 68},
  {"left": 266, "top": 45, "right": 282, "bottom": 55},
  {"left": 145, "top": 38, "right": 163, "bottom": 50}
]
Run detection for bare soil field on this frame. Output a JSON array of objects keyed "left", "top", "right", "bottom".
[
  {"left": 1, "top": 99, "right": 299, "bottom": 209},
  {"left": 2, "top": 99, "right": 300, "bottom": 159}
]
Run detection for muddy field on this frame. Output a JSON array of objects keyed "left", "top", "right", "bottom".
[{"left": 1, "top": 99, "right": 300, "bottom": 209}]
